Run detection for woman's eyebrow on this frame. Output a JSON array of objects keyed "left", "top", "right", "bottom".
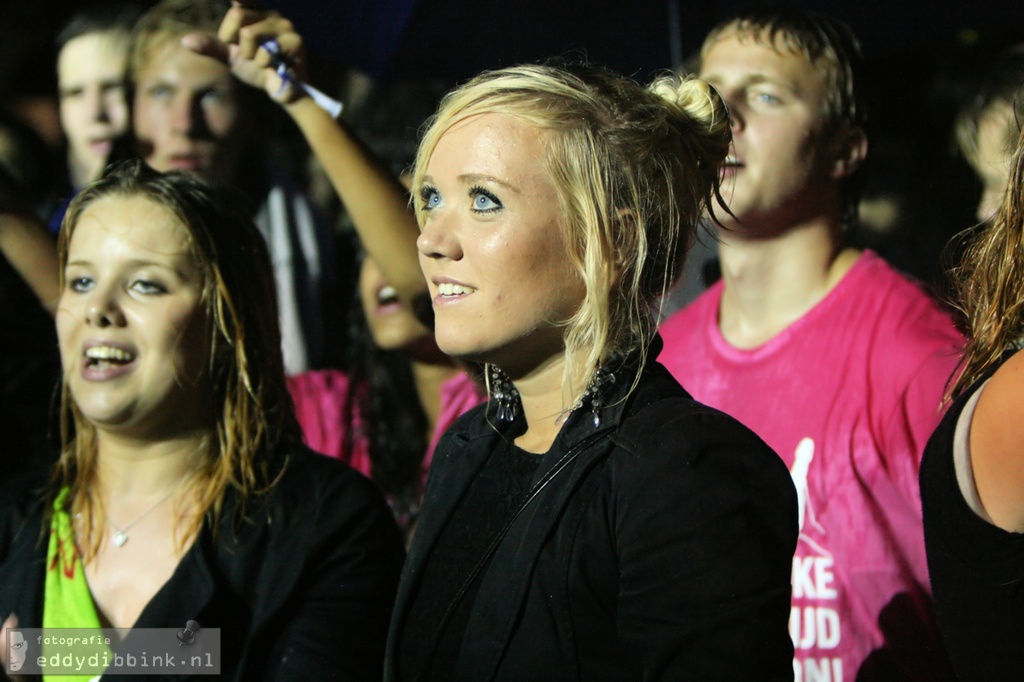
[{"left": 457, "top": 173, "right": 523, "bottom": 193}]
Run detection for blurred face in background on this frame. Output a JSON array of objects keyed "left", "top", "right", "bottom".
[
  {"left": 359, "top": 254, "right": 434, "bottom": 353},
  {"left": 58, "top": 31, "right": 131, "bottom": 188},
  {"left": 699, "top": 29, "right": 843, "bottom": 233},
  {"left": 133, "top": 37, "right": 244, "bottom": 183},
  {"left": 971, "top": 102, "right": 1015, "bottom": 223}
]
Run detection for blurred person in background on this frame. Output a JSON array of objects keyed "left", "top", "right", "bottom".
[
  {"left": 0, "top": 113, "right": 61, "bottom": 474},
  {"left": 193, "top": 2, "right": 484, "bottom": 540},
  {"left": 954, "top": 43, "right": 1024, "bottom": 224},
  {"left": 129, "top": 0, "right": 342, "bottom": 375},
  {"left": 50, "top": 2, "right": 141, "bottom": 234},
  {"left": 657, "top": 7, "right": 963, "bottom": 679}
]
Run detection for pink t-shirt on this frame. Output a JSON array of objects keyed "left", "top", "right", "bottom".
[
  {"left": 287, "top": 369, "right": 483, "bottom": 486},
  {"left": 659, "top": 251, "right": 963, "bottom": 680}
]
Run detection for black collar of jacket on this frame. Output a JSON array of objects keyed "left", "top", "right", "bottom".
[{"left": 449, "top": 333, "right": 667, "bottom": 450}]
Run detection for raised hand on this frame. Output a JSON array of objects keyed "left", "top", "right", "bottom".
[{"left": 182, "top": 1, "right": 306, "bottom": 104}]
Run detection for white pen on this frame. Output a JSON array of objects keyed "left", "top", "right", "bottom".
[{"left": 261, "top": 39, "right": 343, "bottom": 119}]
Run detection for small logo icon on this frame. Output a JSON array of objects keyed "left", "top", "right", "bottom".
[
  {"left": 7, "top": 630, "right": 28, "bottom": 672},
  {"left": 177, "top": 620, "right": 201, "bottom": 647}
]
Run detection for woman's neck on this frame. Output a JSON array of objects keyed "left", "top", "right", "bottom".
[
  {"left": 94, "top": 430, "right": 205, "bottom": 499},
  {"left": 510, "top": 353, "right": 577, "bottom": 455}
]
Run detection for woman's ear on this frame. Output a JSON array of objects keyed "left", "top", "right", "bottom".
[{"left": 830, "top": 126, "right": 868, "bottom": 179}]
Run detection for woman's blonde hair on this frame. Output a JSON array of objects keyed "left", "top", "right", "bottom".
[
  {"left": 53, "top": 160, "right": 299, "bottom": 559},
  {"left": 412, "top": 63, "right": 730, "bottom": 405},
  {"left": 951, "top": 126, "right": 1024, "bottom": 397}
]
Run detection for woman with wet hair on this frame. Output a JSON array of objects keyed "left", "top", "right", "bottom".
[
  {"left": 0, "top": 160, "right": 403, "bottom": 681},
  {"left": 921, "top": 127, "right": 1024, "bottom": 680},
  {"left": 385, "top": 63, "right": 798, "bottom": 680}
]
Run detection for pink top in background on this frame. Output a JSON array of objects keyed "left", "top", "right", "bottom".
[
  {"left": 287, "top": 369, "right": 484, "bottom": 488},
  {"left": 659, "top": 251, "right": 964, "bottom": 680}
]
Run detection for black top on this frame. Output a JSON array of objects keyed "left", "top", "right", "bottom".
[
  {"left": 387, "top": 337, "right": 799, "bottom": 681},
  {"left": 0, "top": 446, "right": 405, "bottom": 681},
  {"left": 920, "top": 358, "right": 1024, "bottom": 681},
  {"left": 400, "top": 434, "right": 543, "bottom": 680}
]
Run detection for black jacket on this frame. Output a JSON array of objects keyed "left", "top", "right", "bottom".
[
  {"left": 387, "top": 351, "right": 798, "bottom": 681},
  {"left": 0, "top": 447, "right": 405, "bottom": 681}
]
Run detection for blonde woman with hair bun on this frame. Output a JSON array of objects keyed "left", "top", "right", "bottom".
[{"left": 386, "top": 63, "right": 797, "bottom": 680}]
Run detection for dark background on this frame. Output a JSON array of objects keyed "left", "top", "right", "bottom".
[{"left": 2, "top": 0, "right": 1022, "bottom": 288}]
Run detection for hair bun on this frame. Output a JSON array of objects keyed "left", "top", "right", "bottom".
[
  {"left": 648, "top": 73, "right": 731, "bottom": 184},
  {"left": 651, "top": 77, "right": 718, "bottom": 125}
]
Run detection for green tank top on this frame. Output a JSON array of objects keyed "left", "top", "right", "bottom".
[{"left": 42, "top": 490, "right": 109, "bottom": 682}]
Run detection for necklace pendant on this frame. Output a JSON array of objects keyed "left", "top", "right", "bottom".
[{"left": 112, "top": 531, "right": 128, "bottom": 547}]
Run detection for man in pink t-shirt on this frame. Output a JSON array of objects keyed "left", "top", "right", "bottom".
[{"left": 659, "top": 7, "right": 962, "bottom": 680}]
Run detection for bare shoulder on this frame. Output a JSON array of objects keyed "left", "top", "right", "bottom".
[
  {"left": 974, "top": 349, "right": 1024, "bottom": 431},
  {"left": 970, "top": 349, "right": 1024, "bottom": 532}
]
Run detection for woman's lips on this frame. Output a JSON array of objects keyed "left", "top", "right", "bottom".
[
  {"left": 88, "top": 139, "right": 113, "bottom": 157},
  {"left": 80, "top": 342, "right": 138, "bottom": 381},
  {"left": 720, "top": 154, "right": 744, "bottom": 177},
  {"left": 429, "top": 278, "right": 477, "bottom": 307},
  {"left": 374, "top": 284, "right": 403, "bottom": 315},
  {"left": 82, "top": 359, "right": 137, "bottom": 382},
  {"left": 168, "top": 155, "right": 202, "bottom": 171}
]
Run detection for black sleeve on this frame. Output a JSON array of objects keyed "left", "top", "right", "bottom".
[
  {"left": 614, "top": 406, "right": 798, "bottom": 680},
  {"left": 921, "top": 386, "right": 1024, "bottom": 681},
  {"left": 258, "top": 462, "right": 405, "bottom": 681}
]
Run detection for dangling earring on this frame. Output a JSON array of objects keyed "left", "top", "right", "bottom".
[
  {"left": 576, "top": 360, "right": 617, "bottom": 428},
  {"left": 488, "top": 364, "right": 521, "bottom": 422}
]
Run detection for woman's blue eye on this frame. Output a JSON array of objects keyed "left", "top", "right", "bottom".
[
  {"left": 470, "top": 187, "right": 502, "bottom": 212},
  {"left": 69, "top": 277, "right": 93, "bottom": 293},
  {"left": 419, "top": 186, "right": 442, "bottom": 211}
]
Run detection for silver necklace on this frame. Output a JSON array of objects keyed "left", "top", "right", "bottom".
[{"left": 109, "top": 486, "right": 180, "bottom": 548}]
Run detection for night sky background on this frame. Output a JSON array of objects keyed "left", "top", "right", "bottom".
[{"left": 2, "top": 0, "right": 1022, "bottom": 288}]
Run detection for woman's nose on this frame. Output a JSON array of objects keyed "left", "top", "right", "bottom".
[
  {"left": 417, "top": 214, "right": 462, "bottom": 262},
  {"left": 86, "top": 289, "right": 127, "bottom": 328}
]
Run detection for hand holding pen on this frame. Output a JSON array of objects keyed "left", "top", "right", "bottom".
[
  {"left": 182, "top": 0, "right": 342, "bottom": 117},
  {"left": 258, "top": 38, "right": 342, "bottom": 118}
]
